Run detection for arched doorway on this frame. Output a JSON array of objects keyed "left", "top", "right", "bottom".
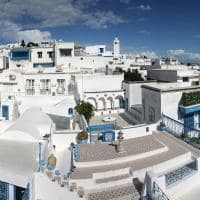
[
  {"left": 107, "top": 97, "right": 114, "bottom": 109},
  {"left": 115, "top": 95, "right": 125, "bottom": 109},
  {"left": 98, "top": 97, "right": 106, "bottom": 110}
]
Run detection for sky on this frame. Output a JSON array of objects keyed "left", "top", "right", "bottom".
[{"left": 1, "top": 0, "right": 200, "bottom": 62}]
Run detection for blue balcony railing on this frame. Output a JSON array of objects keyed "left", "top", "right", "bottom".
[
  {"left": 153, "top": 182, "right": 169, "bottom": 200},
  {"left": 162, "top": 113, "right": 200, "bottom": 138},
  {"left": 165, "top": 161, "right": 196, "bottom": 187}
]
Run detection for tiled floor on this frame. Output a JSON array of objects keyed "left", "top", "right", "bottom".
[
  {"left": 72, "top": 132, "right": 193, "bottom": 179},
  {"left": 77, "top": 135, "right": 164, "bottom": 162}
]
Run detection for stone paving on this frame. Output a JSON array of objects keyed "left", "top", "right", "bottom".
[
  {"left": 77, "top": 135, "right": 164, "bottom": 162},
  {"left": 87, "top": 183, "right": 140, "bottom": 200},
  {"left": 71, "top": 132, "right": 192, "bottom": 179}
]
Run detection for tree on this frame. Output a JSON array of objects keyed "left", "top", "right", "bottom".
[
  {"left": 124, "top": 69, "right": 144, "bottom": 81},
  {"left": 75, "top": 101, "right": 94, "bottom": 124},
  {"left": 21, "top": 40, "right": 26, "bottom": 47}
]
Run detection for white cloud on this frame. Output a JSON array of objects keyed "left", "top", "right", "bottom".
[
  {"left": 137, "top": 4, "right": 152, "bottom": 11},
  {"left": 168, "top": 49, "right": 200, "bottom": 62},
  {"left": 16, "top": 30, "right": 51, "bottom": 42},
  {"left": 141, "top": 51, "right": 158, "bottom": 59},
  {"left": 138, "top": 30, "right": 151, "bottom": 35},
  {"left": 0, "top": 0, "right": 125, "bottom": 41},
  {"left": 193, "top": 34, "right": 200, "bottom": 38},
  {"left": 83, "top": 11, "right": 126, "bottom": 29}
]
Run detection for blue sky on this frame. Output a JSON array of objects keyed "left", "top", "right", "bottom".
[{"left": 1, "top": 0, "right": 200, "bottom": 61}]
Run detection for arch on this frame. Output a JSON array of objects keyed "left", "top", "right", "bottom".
[
  {"left": 107, "top": 97, "right": 114, "bottom": 109},
  {"left": 98, "top": 97, "right": 106, "bottom": 110},
  {"left": 149, "top": 107, "right": 155, "bottom": 123},
  {"left": 115, "top": 95, "right": 124, "bottom": 109},
  {"left": 87, "top": 97, "right": 97, "bottom": 110}
]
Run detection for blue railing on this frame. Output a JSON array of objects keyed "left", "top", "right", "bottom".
[
  {"left": 153, "top": 182, "right": 169, "bottom": 200},
  {"left": 22, "top": 183, "right": 30, "bottom": 200},
  {"left": 73, "top": 144, "right": 79, "bottom": 161},
  {"left": 162, "top": 114, "right": 200, "bottom": 138},
  {"left": 87, "top": 123, "right": 115, "bottom": 132},
  {"left": 0, "top": 181, "right": 9, "bottom": 200},
  {"left": 165, "top": 161, "right": 196, "bottom": 187}
]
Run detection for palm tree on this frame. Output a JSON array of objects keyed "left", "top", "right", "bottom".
[{"left": 75, "top": 101, "right": 94, "bottom": 124}]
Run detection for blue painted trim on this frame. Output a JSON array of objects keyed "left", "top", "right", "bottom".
[
  {"left": 13, "top": 185, "right": 16, "bottom": 200},
  {"left": 179, "top": 104, "right": 200, "bottom": 116},
  {"left": 87, "top": 123, "right": 115, "bottom": 132}
]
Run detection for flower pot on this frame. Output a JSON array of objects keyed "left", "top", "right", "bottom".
[
  {"left": 78, "top": 139, "right": 88, "bottom": 144},
  {"left": 159, "top": 126, "right": 166, "bottom": 132}
]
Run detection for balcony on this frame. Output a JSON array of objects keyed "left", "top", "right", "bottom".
[
  {"left": 57, "top": 86, "right": 65, "bottom": 94},
  {"left": 26, "top": 88, "right": 35, "bottom": 95},
  {"left": 40, "top": 88, "right": 51, "bottom": 95}
]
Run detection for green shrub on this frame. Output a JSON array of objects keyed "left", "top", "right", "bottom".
[{"left": 179, "top": 91, "right": 200, "bottom": 107}]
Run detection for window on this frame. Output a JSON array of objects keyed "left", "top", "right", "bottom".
[
  {"left": 16, "top": 64, "right": 21, "bottom": 68},
  {"left": 59, "top": 49, "right": 72, "bottom": 57},
  {"left": 40, "top": 79, "right": 51, "bottom": 94},
  {"left": 37, "top": 52, "right": 42, "bottom": 58},
  {"left": 149, "top": 107, "right": 155, "bottom": 123},
  {"left": 26, "top": 79, "right": 35, "bottom": 95},
  {"left": 68, "top": 108, "right": 73, "bottom": 115},
  {"left": 26, "top": 79, "right": 35, "bottom": 87},
  {"left": 47, "top": 51, "right": 53, "bottom": 58},
  {"left": 183, "top": 77, "right": 189, "bottom": 82},
  {"left": 57, "top": 79, "right": 65, "bottom": 87}
]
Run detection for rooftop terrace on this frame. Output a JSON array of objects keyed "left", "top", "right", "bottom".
[{"left": 71, "top": 132, "right": 195, "bottom": 179}]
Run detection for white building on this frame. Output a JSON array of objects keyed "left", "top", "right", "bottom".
[
  {"left": 75, "top": 74, "right": 125, "bottom": 115},
  {"left": 85, "top": 45, "right": 106, "bottom": 56},
  {"left": 147, "top": 69, "right": 200, "bottom": 87}
]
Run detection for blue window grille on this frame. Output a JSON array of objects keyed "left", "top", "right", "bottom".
[
  {"left": 22, "top": 183, "right": 30, "bottom": 200},
  {"left": 10, "top": 49, "right": 30, "bottom": 60},
  {"left": 33, "top": 63, "right": 54, "bottom": 68},
  {"left": 2, "top": 105, "right": 9, "bottom": 120},
  {"left": 0, "top": 181, "right": 9, "bottom": 200}
]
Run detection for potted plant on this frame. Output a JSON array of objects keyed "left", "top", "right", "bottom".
[
  {"left": 77, "top": 131, "right": 88, "bottom": 144},
  {"left": 159, "top": 121, "right": 166, "bottom": 132}
]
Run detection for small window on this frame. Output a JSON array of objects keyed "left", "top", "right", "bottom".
[
  {"left": 80, "top": 57, "right": 83, "bottom": 60},
  {"left": 68, "top": 108, "right": 73, "bottom": 115},
  {"left": 47, "top": 51, "right": 53, "bottom": 58},
  {"left": 37, "top": 52, "right": 42, "bottom": 58},
  {"left": 182, "top": 77, "right": 189, "bottom": 82},
  {"left": 16, "top": 64, "right": 21, "bottom": 68}
]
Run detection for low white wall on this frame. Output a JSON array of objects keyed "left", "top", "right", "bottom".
[
  {"left": 52, "top": 132, "right": 78, "bottom": 149},
  {"left": 115, "top": 123, "right": 158, "bottom": 139}
]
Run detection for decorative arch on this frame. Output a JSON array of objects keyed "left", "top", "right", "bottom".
[
  {"left": 98, "top": 97, "right": 106, "bottom": 110},
  {"left": 115, "top": 95, "right": 125, "bottom": 109},
  {"left": 87, "top": 97, "right": 98, "bottom": 110},
  {"left": 149, "top": 107, "right": 155, "bottom": 123},
  {"left": 107, "top": 97, "right": 114, "bottom": 109}
]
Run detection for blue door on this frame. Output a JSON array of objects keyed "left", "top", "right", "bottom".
[
  {"left": 2, "top": 106, "right": 9, "bottom": 120},
  {"left": 0, "top": 181, "right": 9, "bottom": 200},
  {"left": 184, "top": 114, "right": 194, "bottom": 133}
]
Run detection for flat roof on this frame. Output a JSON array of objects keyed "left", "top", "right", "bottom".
[{"left": 142, "top": 82, "right": 200, "bottom": 93}]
